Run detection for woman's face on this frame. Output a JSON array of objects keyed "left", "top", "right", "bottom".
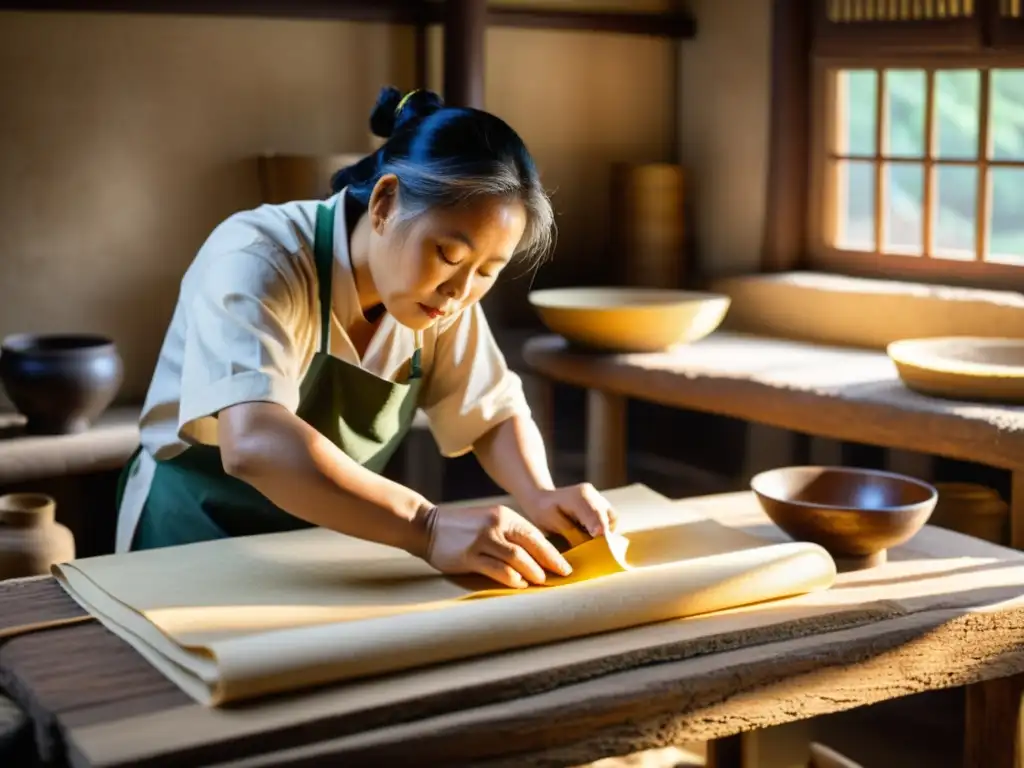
[{"left": 367, "top": 176, "right": 527, "bottom": 331}]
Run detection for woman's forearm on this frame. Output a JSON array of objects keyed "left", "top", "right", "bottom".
[
  {"left": 472, "top": 415, "right": 555, "bottom": 505},
  {"left": 218, "top": 402, "right": 433, "bottom": 557}
]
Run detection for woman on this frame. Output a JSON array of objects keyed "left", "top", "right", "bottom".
[{"left": 115, "top": 86, "right": 618, "bottom": 589}]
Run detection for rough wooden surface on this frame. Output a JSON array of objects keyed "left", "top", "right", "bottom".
[
  {"left": 147, "top": 596, "right": 1024, "bottom": 767},
  {"left": 522, "top": 332, "right": 1024, "bottom": 473},
  {"left": 0, "top": 407, "right": 140, "bottom": 485},
  {"left": 4, "top": 492, "right": 1024, "bottom": 767}
]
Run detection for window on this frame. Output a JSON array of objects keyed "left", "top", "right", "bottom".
[
  {"left": 819, "top": 66, "right": 1024, "bottom": 271},
  {"left": 761, "top": 0, "right": 1024, "bottom": 282}
]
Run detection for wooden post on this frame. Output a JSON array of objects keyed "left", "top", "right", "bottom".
[
  {"left": 964, "top": 672, "right": 1024, "bottom": 768},
  {"left": 586, "top": 390, "right": 627, "bottom": 490},
  {"left": 760, "top": 0, "right": 813, "bottom": 272},
  {"left": 1011, "top": 471, "right": 1024, "bottom": 550},
  {"left": 443, "top": 0, "right": 487, "bottom": 108},
  {"left": 706, "top": 734, "right": 744, "bottom": 768},
  {"left": 414, "top": 19, "right": 428, "bottom": 91}
]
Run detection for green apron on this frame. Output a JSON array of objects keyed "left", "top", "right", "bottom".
[{"left": 120, "top": 200, "right": 424, "bottom": 550}]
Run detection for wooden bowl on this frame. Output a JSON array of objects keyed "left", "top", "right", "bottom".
[
  {"left": 887, "top": 336, "right": 1024, "bottom": 403},
  {"left": 528, "top": 288, "right": 730, "bottom": 353},
  {"left": 750, "top": 466, "right": 937, "bottom": 571}
]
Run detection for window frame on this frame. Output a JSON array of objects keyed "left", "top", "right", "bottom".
[
  {"left": 761, "top": 0, "right": 1024, "bottom": 289},
  {"left": 806, "top": 50, "right": 1024, "bottom": 288}
]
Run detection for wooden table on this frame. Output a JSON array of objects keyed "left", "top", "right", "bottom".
[
  {"left": 523, "top": 332, "right": 1024, "bottom": 547},
  {"left": 3, "top": 491, "right": 1024, "bottom": 767}
]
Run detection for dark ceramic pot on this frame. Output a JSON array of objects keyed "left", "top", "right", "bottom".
[{"left": 0, "top": 333, "right": 124, "bottom": 435}]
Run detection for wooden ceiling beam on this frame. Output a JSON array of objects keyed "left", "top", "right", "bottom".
[{"left": 0, "top": 1, "right": 697, "bottom": 39}]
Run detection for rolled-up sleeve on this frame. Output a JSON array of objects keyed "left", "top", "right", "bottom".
[
  {"left": 420, "top": 304, "right": 531, "bottom": 457},
  {"left": 177, "top": 239, "right": 307, "bottom": 444}
]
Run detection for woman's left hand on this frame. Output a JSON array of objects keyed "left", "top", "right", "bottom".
[{"left": 519, "top": 483, "right": 618, "bottom": 548}]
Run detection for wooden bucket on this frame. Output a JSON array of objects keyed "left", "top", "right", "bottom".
[{"left": 931, "top": 482, "right": 1009, "bottom": 545}]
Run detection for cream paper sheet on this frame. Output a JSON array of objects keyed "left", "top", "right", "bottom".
[{"left": 52, "top": 484, "right": 836, "bottom": 706}]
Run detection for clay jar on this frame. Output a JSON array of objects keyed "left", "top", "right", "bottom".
[
  {"left": 0, "top": 333, "right": 123, "bottom": 434},
  {"left": 0, "top": 493, "right": 75, "bottom": 580}
]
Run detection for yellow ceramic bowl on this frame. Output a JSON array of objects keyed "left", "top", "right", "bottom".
[
  {"left": 528, "top": 288, "right": 731, "bottom": 353},
  {"left": 887, "top": 336, "right": 1024, "bottom": 403}
]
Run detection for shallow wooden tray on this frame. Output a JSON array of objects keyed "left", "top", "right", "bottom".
[{"left": 888, "top": 336, "right": 1024, "bottom": 403}]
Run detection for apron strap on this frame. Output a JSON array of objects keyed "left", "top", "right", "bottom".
[
  {"left": 313, "top": 202, "right": 336, "bottom": 355},
  {"left": 314, "top": 197, "right": 423, "bottom": 380}
]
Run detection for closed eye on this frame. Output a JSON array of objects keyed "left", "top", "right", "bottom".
[{"left": 436, "top": 245, "right": 460, "bottom": 266}]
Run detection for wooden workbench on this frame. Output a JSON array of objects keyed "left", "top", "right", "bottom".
[
  {"left": 2, "top": 491, "right": 1024, "bottom": 767},
  {"left": 523, "top": 332, "right": 1024, "bottom": 547}
]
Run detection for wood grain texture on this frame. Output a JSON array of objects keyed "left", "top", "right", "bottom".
[
  {"left": 126, "top": 599, "right": 1024, "bottom": 767},
  {"left": 522, "top": 333, "right": 1024, "bottom": 472},
  {"left": 0, "top": 2, "right": 698, "bottom": 38},
  {"left": 5, "top": 492, "right": 1024, "bottom": 767},
  {"left": 1011, "top": 471, "right": 1024, "bottom": 551},
  {"left": 443, "top": 0, "right": 486, "bottom": 108},
  {"left": 585, "top": 390, "right": 627, "bottom": 490},
  {"left": 705, "top": 735, "right": 744, "bottom": 768},
  {"left": 761, "top": 0, "right": 812, "bottom": 273},
  {"left": 0, "top": 1, "right": 427, "bottom": 23},
  {"left": 964, "top": 672, "right": 1024, "bottom": 768}
]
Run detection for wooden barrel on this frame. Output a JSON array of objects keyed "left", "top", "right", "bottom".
[{"left": 930, "top": 482, "right": 1009, "bottom": 545}]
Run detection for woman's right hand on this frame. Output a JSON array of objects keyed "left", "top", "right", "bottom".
[{"left": 423, "top": 503, "right": 573, "bottom": 589}]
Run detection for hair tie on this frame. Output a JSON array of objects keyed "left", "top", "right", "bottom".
[{"left": 395, "top": 89, "right": 420, "bottom": 116}]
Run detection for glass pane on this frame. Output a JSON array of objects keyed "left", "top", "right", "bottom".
[
  {"left": 935, "top": 69, "right": 980, "bottom": 160},
  {"left": 989, "top": 168, "right": 1024, "bottom": 264},
  {"left": 933, "top": 165, "right": 977, "bottom": 260},
  {"left": 991, "top": 69, "right": 1024, "bottom": 161},
  {"left": 836, "top": 70, "right": 876, "bottom": 156},
  {"left": 884, "top": 163, "right": 923, "bottom": 254},
  {"left": 835, "top": 160, "right": 875, "bottom": 251},
  {"left": 885, "top": 69, "right": 926, "bottom": 158}
]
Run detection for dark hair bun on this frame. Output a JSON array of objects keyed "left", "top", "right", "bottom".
[{"left": 368, "top": 86, "right": 444, "bottom": 139}]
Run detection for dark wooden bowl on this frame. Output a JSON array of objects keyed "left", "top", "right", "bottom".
[{"left": 750, "top": 466, "right": 938, "bottom": 571}]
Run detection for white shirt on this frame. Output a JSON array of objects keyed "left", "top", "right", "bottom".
[{"left": 115, "top": 190, "right": 530, "bottom": 552}]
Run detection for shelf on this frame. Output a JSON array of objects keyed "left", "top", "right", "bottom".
[
  {"left": 0, "top": 1, "right": 696, "bottom": 39},
  {"left": 0, "top": 407, "right": 140, "bottom": 485},
  {"left": 523, "top": 331, "right": 1024, "bottom": 475}
]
